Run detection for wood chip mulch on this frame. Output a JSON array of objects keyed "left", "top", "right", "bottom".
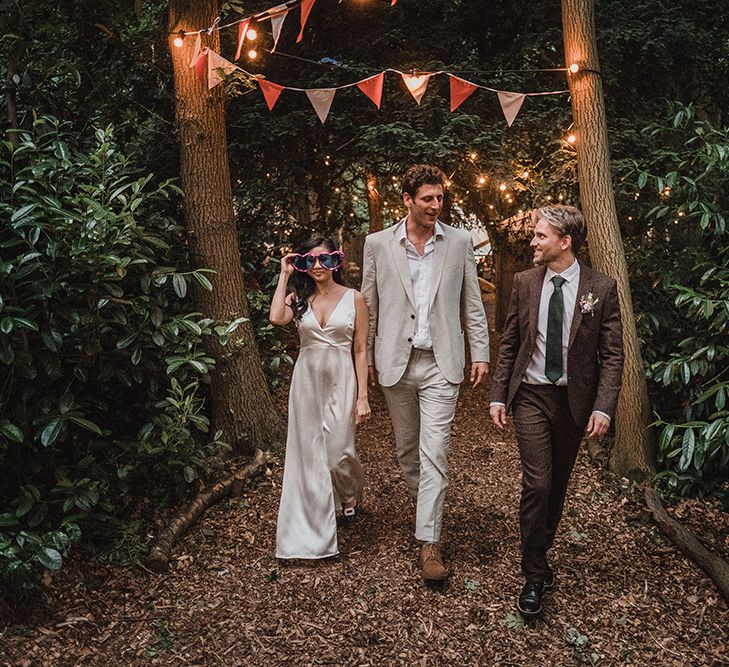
[{"left": 2, "top": 313, "right": 728, "bottom": 666}]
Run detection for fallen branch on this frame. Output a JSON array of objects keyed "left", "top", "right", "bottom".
[
  {"left": 148, "top": 449, "right": 268, "bottom": 572},
  {"left": 644, "top": 485, "right": 729, "bottom": 601}
]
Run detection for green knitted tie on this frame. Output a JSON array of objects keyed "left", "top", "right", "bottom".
[{"left": 545, "top": 275, "right": 566, "bottom": 383}]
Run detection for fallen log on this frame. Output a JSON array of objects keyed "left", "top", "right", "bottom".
[
  {"left": 147, "top": 449, "right": 268, "bottom": 572},
  {"left": 644, "top": 485, "right": 729, "bottom": 601}
]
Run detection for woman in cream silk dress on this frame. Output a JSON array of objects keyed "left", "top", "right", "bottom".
[{"left": 269, "top": 237, "right": 370, "bottom": 559}]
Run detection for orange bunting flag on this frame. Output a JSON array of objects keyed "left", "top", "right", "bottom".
[
  {"left": 401, "top": 73, "right": 431, "bottom": 105},
  {"left": 258, "top": 79, "right": 285, "bottom": 110},
  {"left": 356, "top": 72, "right": 385, "bottom": 109},
  {"left": 306, "top": 88, "right": 336, "bottom": 123},
  {"left": 189, "top": 33, "right": 202, "bottom": 68},
  {"left": 194, "top": 48, "right": 208, "bottom": 84},
  {"left": 449, "top": 75, "right": 478, "bottom": 112},
  {"left": 497, "top": 91, "right": 526, "bottom": 127},
  {"left": 297, "top": 0, "right": 316, "bottom": 43},
  {"left": 208, "top": 50, "right": 237, "bottom": 89},
  {"left": 235, "top": 18, "right": 251, "bottom": 61},
  {"left": 391, "top": 0, "right": 397, "bottom": 5}
]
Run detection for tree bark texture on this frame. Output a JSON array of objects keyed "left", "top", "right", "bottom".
[
  {"left": 148, "top": 449, "right": 269, "bottom": 571},
  {"left": 562, "top": 0, "right": 654, "bottom": 475},
  {"left": 168, "top": 0, "right": 284, "bottom": 453},
  {"left": 644, "top": 487, "right": 729, "bottom": 601}
]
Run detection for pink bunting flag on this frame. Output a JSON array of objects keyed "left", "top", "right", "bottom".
[
  {"left": 449, "top": 75, "right": 478, "bottom": 112},
  {"left": 207, "top": 50, "right": 237, "bottom": 89},
  {"left": 297, "top": 0, "right": 316, "bottom": 43},
  {"left": 356, "top": 72, "right": 385, "bottom": 109},
  {"left": 258, "top": 79, "right": 285, "bottom": 110},
  {"left": 391, "top": 0, "right": 397, "bottom": 5},
  {"left": 306, "top": 88, "right": 336, "bottom": 124},
  {"left": 235, "top": 18, "right": 251, "bottom": 61},
  {"left": 189, "top": 33, "right": 202, "bottom": 68},
  {"left": 194, "top": 48, "right": 208, "bottom": 84},
  {"left": 270, "top": 9, "right": 289, "bottom": 52},
  {"left": 401, "top": 73, "right": 431, "bottom": 105},
  {"left": 497, "top": 91, "right": 526, "bottom": 127}
]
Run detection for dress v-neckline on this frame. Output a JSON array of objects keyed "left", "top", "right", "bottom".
[{"left": 309, "top": 288, "right": 350, "bottom": 330}]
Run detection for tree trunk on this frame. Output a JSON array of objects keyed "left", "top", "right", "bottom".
[
  {"left": 562, "top": 0, "right": 654, "bottom": 475},
  {"left": 366, "top": 172, "right": 383, "bottom": 233},
  {"left": 168, "top": 0, "right": 284, "bottom": 453}
]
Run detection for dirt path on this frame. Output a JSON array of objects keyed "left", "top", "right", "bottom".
[{"left": 2, "top": 320, "right": 728, "bottom": 665}]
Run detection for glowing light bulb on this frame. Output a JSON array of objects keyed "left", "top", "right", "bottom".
[
  {"left": 247, "top": 49, "right": 258, "bottom": 60},
  {"left": 499, "top": 183, "right": 507, "bottom": 191},
  {"left": 173, "top": 31, "right": 185, "bottom": 48},
  {"left": 546, "top": 195, "right": 553, "bottom": 201},
  {"left": 469, "top": 152, "right": 477, "bottom": 160},
  {"left": 445, "top": 180, "right": 452, "bottom": 187},
  {"left": 569, "top": 63, "right": 579, "bottom": 74},
  {"left": 521, "top": 170, "right": 529, "bottom": 179},
  {"left": 567, "top": 134, "right": 576, "bottom": 144},
  {"left": 478, "top": 176, "right": 486, "bottom": 185},
  {"left": 246, "top": 28, "right": 257, "bottom": 41}
]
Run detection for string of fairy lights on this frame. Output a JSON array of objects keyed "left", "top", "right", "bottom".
[{"left": 171, "top": 2, "right": 587, "bottom": 229}]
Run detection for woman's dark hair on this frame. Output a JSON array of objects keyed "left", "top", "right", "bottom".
[{"left": 290, "top": 237, "right": 345, "bottom": 320}]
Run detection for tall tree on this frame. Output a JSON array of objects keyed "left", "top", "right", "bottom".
[
  {"left": 562, "top": 0, "right": 653, "bottom": 475},
  {"left": 167, "top": 0, "right": 284, "bottom": 452}
]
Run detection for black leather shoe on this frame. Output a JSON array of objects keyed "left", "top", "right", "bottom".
[
  {"left": 517, "top": 581, "right": 544, "bottom": 616},
  {"left": 542, "top": 571, "right": 555, "bottom": 592}
]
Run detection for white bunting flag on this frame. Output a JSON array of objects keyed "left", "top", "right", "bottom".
[
  {"left": 189, "top": 33, "right": 202, "bottom": 68},
  {"left": 306, "top": 88, "right": 336, "bottom": 124},
  {"left": 207, "top": 50, "right": 238, "bottom": 89},
  {"left": 401, "top": 73, "right": 431, "bottom": 105},
  {"left": 497, "top": 91, "right": 526, "bottom": 127},
  {"left": 270, "top": 9, "right": 289, "bottom": 52}
]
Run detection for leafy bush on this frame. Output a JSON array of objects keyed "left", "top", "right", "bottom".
[
  {"left": 0, "top": 118, "right": 237, "bottom": 593},
  {"left": 624, "top": 105, "right": 728, "bottom": 500}
]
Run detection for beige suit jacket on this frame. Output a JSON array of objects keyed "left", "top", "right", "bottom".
[{"left": 361, "top": 219, "right": 490, "bottom": 387}]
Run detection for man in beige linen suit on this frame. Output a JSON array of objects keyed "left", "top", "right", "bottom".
[{"left": 361, "top": 164, "right": 490, "bottom": 581}]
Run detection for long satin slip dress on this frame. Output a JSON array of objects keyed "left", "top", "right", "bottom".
[{"left": 275, "top": 288, "right": 364, "bottom": 559}]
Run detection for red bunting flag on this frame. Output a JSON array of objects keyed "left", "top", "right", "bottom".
[
  {"left": 235, "top": 18, "right": 251, "bottom": 61},
  {"left": 194, "top": 48, "right": 208, "bottom": 84},
  {"left": 391, "top": 0, "right": 397, "bottom": 5},
  {"left": 258, "top": 79, "right": 285, "bottom": 110},
  {"left": 449, "top": 75, "right": 478, "bottom": 112},
  {"left": 297, "top": 0, "right": 316, "bottom": 43},
  {"left": 356, "top": 72, "right": 385, "bottom": 109}
]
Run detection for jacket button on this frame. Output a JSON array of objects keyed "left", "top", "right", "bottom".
[
  {"left": 411, "top": 314, "right": 415, "bottom": 319},
  {"left": 407, "top": 337, "right": 413, "bottom": 343}
]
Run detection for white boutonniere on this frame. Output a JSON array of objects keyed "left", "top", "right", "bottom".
[{"left": 579, "top": 292, "right": 599, "bottom": 316}]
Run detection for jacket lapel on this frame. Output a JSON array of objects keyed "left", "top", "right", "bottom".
[
  {"left": 528, "top": 266, "right": 546, "bottom": 344},
  {"left": 389, "top": 221, "right": 416, "bottom": 310},
  {"left": 428, "top": 225, "right": 448, "bottom": 311},
  {"left": 569, "top": 263, "right": 591, "bottom": 348}
]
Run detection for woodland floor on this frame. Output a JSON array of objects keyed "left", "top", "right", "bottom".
[{"left": 2, "top": 298, "right": 728, "bottom": 667}]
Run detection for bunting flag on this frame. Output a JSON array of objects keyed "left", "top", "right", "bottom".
[
  {"left": 356, "top": 72, "right": 385, "bottom": 109},
  {"left": 391, "top": 0, "right": 397, "bottom": 5},
  {"left": 189, "top": 33, "right": 202, "bottom": 68},
  {"left": 194, "top": 48, "right": 208, "bottom": 83},
  {"left": 297, "top": 0, "right": 316, "bottom": 43},
  {"left": 449, "top": 75, "right": 478, "bottom": 112},
  {"left": 306, "top": 88, "right": 336, "bottom": 124},
  {"left": 401, "top": 73, "right": 431, "bottom": 105},
  {"left": 497, "top": 91, "right": 526, "bottom": 126},
  {"left": 270, "top": 9, "right": 289, "bottom": 52},
  {"left": 258, "top": 79, "right": 285, "bottom": 110},
  {"left": 234, "top": 18, "right": 251, "bottom": 61},
  {"left": 208, "top": 50, "right": 237, "bottom": 89}
]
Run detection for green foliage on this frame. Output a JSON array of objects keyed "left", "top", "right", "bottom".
[
  {"left": 0, "top": 119, "right": 234, "bottom": 593},
  {"left": 622, "top": 105, "right": 729, "bottom": 499}
]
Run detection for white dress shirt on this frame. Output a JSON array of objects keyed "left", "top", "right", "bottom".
[
  {"left": 525, "top": 259, "right": 580, "bottom": 386},
  {"left": 398, "top": 221, "right": 445, "bottom": 350}
]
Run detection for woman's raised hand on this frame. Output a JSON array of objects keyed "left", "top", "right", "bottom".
[{"left": 280, "top": 252, "right": 297, "bottom": 278}]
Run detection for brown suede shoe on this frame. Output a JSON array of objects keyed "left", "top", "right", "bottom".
[{"left": 420, "top": 543, "right": 448, "bottom": 581}]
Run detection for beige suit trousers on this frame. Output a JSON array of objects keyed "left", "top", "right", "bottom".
[{"left": 381, "top": 349, "right": 459, "bottom": 543}]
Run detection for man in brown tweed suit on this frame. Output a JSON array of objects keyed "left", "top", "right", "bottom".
[{"left": 489, "top": 205, "right": 623, "bottom": 618}]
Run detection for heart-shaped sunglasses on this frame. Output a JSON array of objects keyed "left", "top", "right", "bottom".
[{"left": 289, "top": 251, "right": 345, "bottom": 272}]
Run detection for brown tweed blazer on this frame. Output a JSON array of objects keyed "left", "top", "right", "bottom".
[{"left": 489, "top": 264, "right": 624, "bottom": 426}]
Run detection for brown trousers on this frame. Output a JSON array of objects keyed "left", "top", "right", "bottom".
[{"left": 512, "top": 383, "right": 586, "bottom": 581}]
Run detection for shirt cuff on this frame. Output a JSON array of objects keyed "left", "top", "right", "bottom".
[
  {"left": 592, "top": 410, "right": 611, "bottom": 422},
  {"left": 489, "top": 401, "right": 506, "bottom": 408}
]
